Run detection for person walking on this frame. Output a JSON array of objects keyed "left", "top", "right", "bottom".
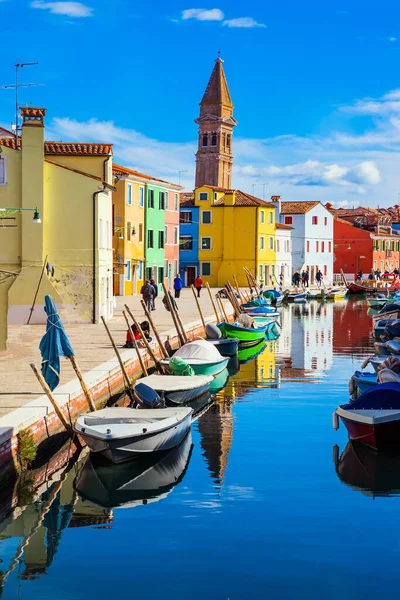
[
  {"left": 150, "top": 278, "right": 158, "bottom": 311},
  {"left": 141, "top": 280, "right": 154, "bottom": 312},
  {"left": 316, "top": 270, "right": 323, "bottom": 288},
  {"left": 173, "top": 273, "right": 183, "bottom": 299},
  {"left": 304, "top": 269, "right": 309, "bottom": 288},
  {"left": 194, "top": 275, "right": 203, "bottom": 298},
  {"left": 293, "top": 271, "right": 300, "bottom": 287}
]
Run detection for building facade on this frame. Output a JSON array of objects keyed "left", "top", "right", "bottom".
[
  {"left": 179, "top": 194, "right": 199, "bottom": 286},
  {"left": 275, "top": 223, "right": 293, "bottom": 287},
  {"left": 279, "top": 200, "right": 333, "bottom": 284},
  {"left": 164, "top": 190, "right": 180, "bottom": 288},
  {"left": 0, "top": 107, "right": 114, "bottom": 350}
]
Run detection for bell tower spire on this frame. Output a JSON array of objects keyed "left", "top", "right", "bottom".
[{"left": 195, "top": 57, "right": 238, "bottom": 189}]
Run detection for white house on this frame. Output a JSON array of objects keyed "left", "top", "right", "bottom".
[
  {"left": 275, "top": 223, "right": 293, "bottom": 288},
  {"left": 279, "top": 200, "right": 334, "bottom": 285}
]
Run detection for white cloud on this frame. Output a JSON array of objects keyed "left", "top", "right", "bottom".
[
  {"left": 340, "top": 89, "right": 400, "bottom": 116},
  {"left": 182, "top": 8, "right": 224, "bottom": 21},
  {"left": 389, "top": 37, "right": 397, "bottom": 42},
  {"left": 223, "top": 17, "right": 266, "bottom": 28},
  {"left": 30, "top": 1, "right": 93, "bottom": 17}
]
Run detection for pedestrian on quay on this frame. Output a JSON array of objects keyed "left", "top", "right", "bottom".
[
  {"left": 150, "top": 278, "right": 158, "bottom": 311},
  {"left": 141, "top": 280, "right": 154, "bottom": 312},
  {"left": 304, "top": 269, "right": 309, "bottom": 288},
  {"left": 316, "top": 270, "right": 322, "bottom": 288},
  {"left": 194, "top": 275, "right": 203, "bottom": 298},
  {"left": 357, "top": 270, "right": 363, "bottom": 281},
  {"left": 174, "top": 273, "right": 183, "bottom": 299},
  {"left": 301, "top": 271, "right": 306, "bottom": 287},
  {"left": 375, "top": 269, "right": 381, "bottom": 280}
]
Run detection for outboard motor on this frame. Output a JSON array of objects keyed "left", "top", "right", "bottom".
[{"left": 134, "top": 383, "right": 162, "bottom": 409}]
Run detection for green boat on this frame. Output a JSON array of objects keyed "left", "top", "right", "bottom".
[
  {"left": 237, "top": 340, "right": 266, "bottom": 364},
  {"left": 217, "top": 321, "right": 274, "bottom": 348}
]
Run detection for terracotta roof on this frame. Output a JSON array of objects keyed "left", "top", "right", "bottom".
[
  {"left": 214, "top": 190, "right": 276, "bottom": 208},
  {"left": 112, "top": 163, "right": 181, "bottom": 188},
  {"left": 45, "top": 142, "right": 112, "bottom": 156},
  {"left": 280, "top": 201, "right": 320, "bottom": 214},
  {"left": 180, "top": 193, "right": 195, "bottom": 207},
  {"left": 44, "top": 159, "right": 115, "bottom": 188},
  {"left": 202, "top": 185, "right": 231, "bottom": 192},
  {"left": 0, "top": 137, "right": 17, "bottom": 149},
  {"left": 276, "top": 223, "right": 293, "bottom": 230}
]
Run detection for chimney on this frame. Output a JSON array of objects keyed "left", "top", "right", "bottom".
[
  {"left": 271, "top": 195, "right": 281, "bottom": 221},
  {"left": 223, "top": 190, "right": 235, "bottom": 206},
  {"left": 21, "top": 107, "right": 46, "bottom": 266}
]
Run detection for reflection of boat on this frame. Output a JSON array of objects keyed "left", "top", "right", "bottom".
[
  {"left": 334, "top": 383, "right": 400, "bottom": 450},
  {"left": 335, "top": 441, "right": 400, "bottom": 497},
  {"left": 218, "top": 321, "right": 273, "bottom": 347},
  {"left": 75, "top": 405, "right": 193, "bottom": 463},
  {"left": 161, "top": 340, "right": 229, "bottom": 376},
  {"left": 134, "top": 374, "right": 212, "bottom": 405},
  {"left": 74, "top": 432, "right": 193, "bottom": 508},
  {"left": 237, "top": 340, "right": 266, "bottom": 364},
  {"left": 209, "top": 368, "right": 230, "bottom": 394}
]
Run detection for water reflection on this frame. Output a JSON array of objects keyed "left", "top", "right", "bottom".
[
  {"left": 334, "top": 442, "right": 400, "bottom": 497},
  {"left": 197, "top": 400, "right": 233, "bottom": 487}
]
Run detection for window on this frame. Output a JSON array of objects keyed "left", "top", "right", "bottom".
[
  {"left": 306, "top": 240, "right": 310, "bottom": 252},
  {"left": 158, "top": 266, "right": 164, "bottom": 284},
  {"left": 181, "top": 236, "right": 193, "bottom": 250},
  {"left": 158, "top": 230, "right": 164, "bottom": 249},
  {"left": 146, "top": 267, "right": 152, "bottom": 281},
  {"left": 174, "top": 227, "right": 178, "bottom": 245},
  {"left": 374, "top": 240, "right": 379, "bottom": 251},
  {"left": 165, "top": 226, "right": 168, "bottom": 244},
  {"left": 201, "top": 237, "right": 211, "bottom": 250},
  {"left": 164, "top": 259, "right": 168, "bottom": 277},
  {"left": 269, "top": 237, "right": 274, "bottom": 250},
  {"left": 324, "top": 217, "right": 327, "bottom": 226},
  {"left": 276, "top": 239, "right": 280, "bottom": 252},
  {"left": 165, "top": 192, "right": 169, "bottom": 210},
  {"left": 381, "top": 260, "right": 384, "bottom": 271},
  {"left": 284, "top": 216, "right": 293, "bottom": 225},
  {"left": 159, "top": 191, "right": 166, "bottom": 210},
  {"left": 226, "top": 134, "right": 231, "bottom": 148},
  {"left": 392, "top": 241, "right": 395, "bottom": 251},
  {"left": 397, "top": 242, "right": 400, "bottom": 252},
  {"left": 0, "top": 157, "right": 7, "bottom": 185},
  {"left": 260, "top": 236, "right": 265, "bottom": 250},
  {"left": 202, "top": 211, "right": 212, "bottom": 224},
  {"left": 381, "top": 241, "right": 385, "bottom": 251},
  {"left": 126, "top": 259, "right": 131, "bottom": 281},
  {"left": 139, "top": 223, "right": 143, "bottom": 242},
  {"left": 138, "top": 261, "right": 143, "bottom": 280},
  {"left": 148, "top": 189, "right": 155, "bottom": 208},
  {"left": 202, "top": 134, "right": 208, "bottom": 147},
  {"left": 259, "top": 265, "right": 263, "bottom": 278},
  {"left": 321, "top": 241, "right": 325, "bottom": 252},
  {"left": 147, "top": 229, "right": 154, "bottom": 248},
  {"left": 174, "top": 194, "right": 178, "bottom": 211},
  {"left": 127, "top": 184, "right": 132, "bottom": 206},
  {"left": 269, "top": 211, "right": 274, "bottom": 224},
  {"left": 324, "top": 265, "right": 327, "bottom": 277},
  {"left": 316, "top": 241, "right": 319, "bottom": 252},
  {"left": 139, "top": 186, "right": 144, "bottom": 208},
  {"left": 180, "top": 211, "right": 192, "bottom": 224},
  {"left": 174, "top": 259, "right": 178, "bottom": 276},
  {"left": 373, "top": 261, "right": 377, "bottom": 271},
  {"left": 312, "top": 216, "right": 318, "bottom": 225},
  {"left": 328, "top": 241, "right": 332, "bottom": 253},
  {"left": 201, "top": 262, "right": 211, "bottom": 276},
  {"left": 271, "top": 264, "right": 275, "bottom": 277},
  {"left": 199, "top": 192, "right": 208, "bottom": 201},
  {"left": 260, "top": 211, "right": 265, "bottom": 224},
  {"left": 211, "top": 134, "right": 217, "bottom": 146},
  {"left": 127, "top": 220, "right": 132, "bottom": 242}
]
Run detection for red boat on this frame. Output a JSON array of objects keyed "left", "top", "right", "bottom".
[
  {"left": 334, "top": 383, "right": 400, "bottom": 450},
  {"left": 348, "top": 282, "right": 398, "bottom": 295}
]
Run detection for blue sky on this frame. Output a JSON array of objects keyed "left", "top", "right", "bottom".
[{"left": 2, "top": 0, "right": 400, "bottom": 206}]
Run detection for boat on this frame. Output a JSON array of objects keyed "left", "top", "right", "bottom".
[
  {"left": 347, "top": 281, "right": 399, "bottom": 295},
  {"left": 204, "top": 323, "right": 239, "bottom": 357},
  {"left": 241, "top": 298, "right": 269, "bottom": 309},
  {"left": 74, "top": 431, "right": 193, "bottom": 508},
  {"left": 372, "top": 302, "right": 400, "bottom": 321},
  {"left": 351, "top": 370, "right": 378, "bottom": 395},
  {"left": 367, "top": 294, "right": 397, "bottom": 310},
  {"left": 283, "top": 291, "right": 308, "bottom": 303},
  {"left": 134, "top": 374, "right": 213, "bottom": 405},
  {"left": 242, "top": 305, "right": 278, "bottom": 316},
  {"left": 374, "top": 318, "right": 400, "bottom": 339},
  {"left": 74, "top": 392, "right": 193, "bottom": 463},
  {"left": 323, "top": 288, "right": 347, "bottom": 300},
  {"left": 218, "top": 321, "right": 274, "bottom": 347},
  {"left": 237, "top": 340, "right": 266, "bottom": 364},
  {"left": 335, "top": 440, "right": 400, "bottom": 497},
  {"left": 334, "top": 382, "right": 400, "bottom": 450},
  {"left": 160, "top": 339, "right": 229, "bottom": 377}
]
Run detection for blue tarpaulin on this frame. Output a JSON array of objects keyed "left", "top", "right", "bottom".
[{"left": 39, "top": 295, "right": 74, "bottom": 391}]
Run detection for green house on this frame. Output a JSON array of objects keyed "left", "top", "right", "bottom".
[{"left": 145, "top": 184, "right": 167, "bottom": 290}]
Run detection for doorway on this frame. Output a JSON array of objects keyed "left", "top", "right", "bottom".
[{"left": 187, "top": 266, "right": 196, "bottom": 287}]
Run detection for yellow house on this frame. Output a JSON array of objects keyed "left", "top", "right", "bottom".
[
  {"left": 112, "top": 164, "right": 146, "bottom": 295},
  {"left": 196, "top": 185, "right": 277, "bottom": 287},
  {"left": 0, "top": 107, "right": 115, "bottom": 349}
]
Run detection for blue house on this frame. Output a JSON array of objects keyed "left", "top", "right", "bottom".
[{"left": 179, "top": 194, "right": 199, "bottom": 287}]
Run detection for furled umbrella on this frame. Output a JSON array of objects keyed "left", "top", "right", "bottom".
[{"left": 39, "top": 295, "right": 74, "bottom": 391}]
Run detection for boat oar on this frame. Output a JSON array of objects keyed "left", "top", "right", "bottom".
[
  {"left": 162, "top": 283, "right": 186, "bottom": 346},
  {"left": 206, "top": 282, "right": 221, "bottom": 323},
  {"left": 233, "top": 274, "right": 245, "bottom": 304},
  {"left": 191, "top": 284, "right": 207, "bottom": 334},
  {"left": 227, "top": 282, "right": 242, "bottom": 315},
  {"left": 30, "top": 363, "right": 73, "bottom": 437},
  {"left": 122, "top": 310, "right": 148, "bottom": 377},
  {"left": 140, "top": 299, "right": 168, "bottom": 358},
  {"left": 101, "top": 316, "right": 135, "bottom": 401},
  {"left": 124, "top": 306, "right": 164, "bottom": 374},
  {"left": 68, "top": 356, "right": 96, "bottom": 412},
  {"left": 217, "top": 293, "right": 229, "bottom": 322}
]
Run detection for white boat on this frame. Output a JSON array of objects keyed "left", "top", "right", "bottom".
[
  {"left": 160, "top": 339, "right": 229, "bottom": 377},
  {"left": 133, "top": 373, "right": 212, "bottom": 405},
  {"left": 74, "top": 405, "right": 193, "bottom": 464}
]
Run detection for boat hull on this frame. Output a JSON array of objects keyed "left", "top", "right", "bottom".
[
  {"left": 353, "top": 371, "right": 377, "bottom": 395},
  {"left": 339, "top": 416, "right": 400, "bottom": 451},
  {"left": 348, "top": 282, "right": 398, "bottom": 295},
  {"left": 206, "top": 337, "right": 239, "bottom": 357},
  {"left": 161, "top": 357, "right": 229, "bottom": 377},
  {"left": 217, "top": 321, "right": 272, "bottom": 347}
]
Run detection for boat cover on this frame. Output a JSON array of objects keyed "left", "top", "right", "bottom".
[
  {"left": 379, "top": 303, "right": 400, "bottom": 315},
  {"left": 206, "top": 323, "right": 222, "bottom": 339},
  {"left": 340, "top": 382, "right": 400, "bottom": 410},
  {"left": 174, "top": 339, "right": 222, "bottom": 362},
  {"left": 135, "top": 374, "right": 213, "bottom": 391}
]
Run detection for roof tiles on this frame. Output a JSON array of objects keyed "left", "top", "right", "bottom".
[
  {"left": 214, "top": 190, "right": 276, "bottom": 208},
  {"left": 280, "top": 201, "right": 320, "bottom": 214}
]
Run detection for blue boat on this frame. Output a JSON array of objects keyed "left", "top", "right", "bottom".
[
  {"left": 283, "top": 292, "right": 308, "bottom": 303},
  {"left": 352, "top": 370, "right": 378, "bottom": 395}
]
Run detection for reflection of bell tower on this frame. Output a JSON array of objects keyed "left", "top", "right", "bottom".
[
  {"left": 195, "top": 58, "right": 238, "bottom": 189},
  {"left": 197, "top": 400, "right": 233, "bottom": 486}
]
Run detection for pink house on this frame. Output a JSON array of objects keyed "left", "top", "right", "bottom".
[{"left": 164, "top": 191, "right": 180, "bottom": 288}]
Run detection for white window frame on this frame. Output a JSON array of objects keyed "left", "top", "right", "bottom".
[
  {"left": 269, "top": 237, "right": 274, "bottom": 250},
  {"left": 201, "top": 262, "right": 211, "bottom": 276},
  {"left": 201, "top": 237, "right": 212, "bottom": 250},
  {"left": 174, "top": 259, "right": 178, "bottom": 276},
  {"left": 165, "top": 225, "right": 168, "bottom": 244},
  {"left": 127, "top": 183, "right": 132, "bottom": 206},
  {"left": 198, "top": 192, "right": 208, "bottom": 201},
  {"left": 260, "top": 236, "right": 265, "bottom": 250},
  {"left": 0, "top": 157, "right": 7, "bottom": 185},
  {"left": 138, "top": 261, "right": 143, "bottom": 280},
  {"left": 147, "top": 229, "right": 154, "bottom": 249},
  {"left": 139, "top": 186, "right": 144, "bottom": 208},
  {"left": 260, "top": 210, "right": 265, "bottom": 224},
  {"left": 180, "top": 211, "right": 192, "bottom": 224},
  {"left": 174, "top": 226, "right": 178, "bottom": 245},
  {"left": 269, "top": 211, "right": 274, "bottom": 224},
  {"left": 126, "top": 259, "right": 131, "bottom": 282},
  {"left": 202, "top": 210, "right": 212, "bottom": 224}
]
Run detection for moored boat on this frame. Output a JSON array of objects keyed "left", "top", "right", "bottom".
[
  {"left": 160, "top": 339, "right": 229, "bottom": 377},
  {"left": 134, "top": 374, "right": 213, "bottom": 405},
  {"left": 218, "top": 321, "right": 274, "bottom": 347},
  {"left": 351, "top": 370, "right": 378, "bottom": 395},
  {"left": 283, "top": 291, "right": 308, "bottom": 303}
]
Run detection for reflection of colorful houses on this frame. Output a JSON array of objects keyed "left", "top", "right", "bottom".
[
  {"left": 289, "top": 302, "right": 333, "bottom": 373},
  {"left": 332, "top": 298, "right": 375, "bottom": 355},
  {"left": 197, "top": 400, "right": 234, "bottom": 486}
]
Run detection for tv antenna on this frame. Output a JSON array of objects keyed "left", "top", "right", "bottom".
[{"left": 0, "top": 62, "right": 40, "bottom": 147}]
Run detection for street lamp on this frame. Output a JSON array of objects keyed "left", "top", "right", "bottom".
[{"left": 0, "top": 207, "right": 41, "bottom": 224}]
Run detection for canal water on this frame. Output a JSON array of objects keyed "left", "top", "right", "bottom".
[{"left": 1, "top": 299, "right": 396, "bottom": 599}]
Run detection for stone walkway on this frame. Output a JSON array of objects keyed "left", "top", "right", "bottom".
[{"left": 0, "top": 288, "right": 228, "bottom": 417}]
